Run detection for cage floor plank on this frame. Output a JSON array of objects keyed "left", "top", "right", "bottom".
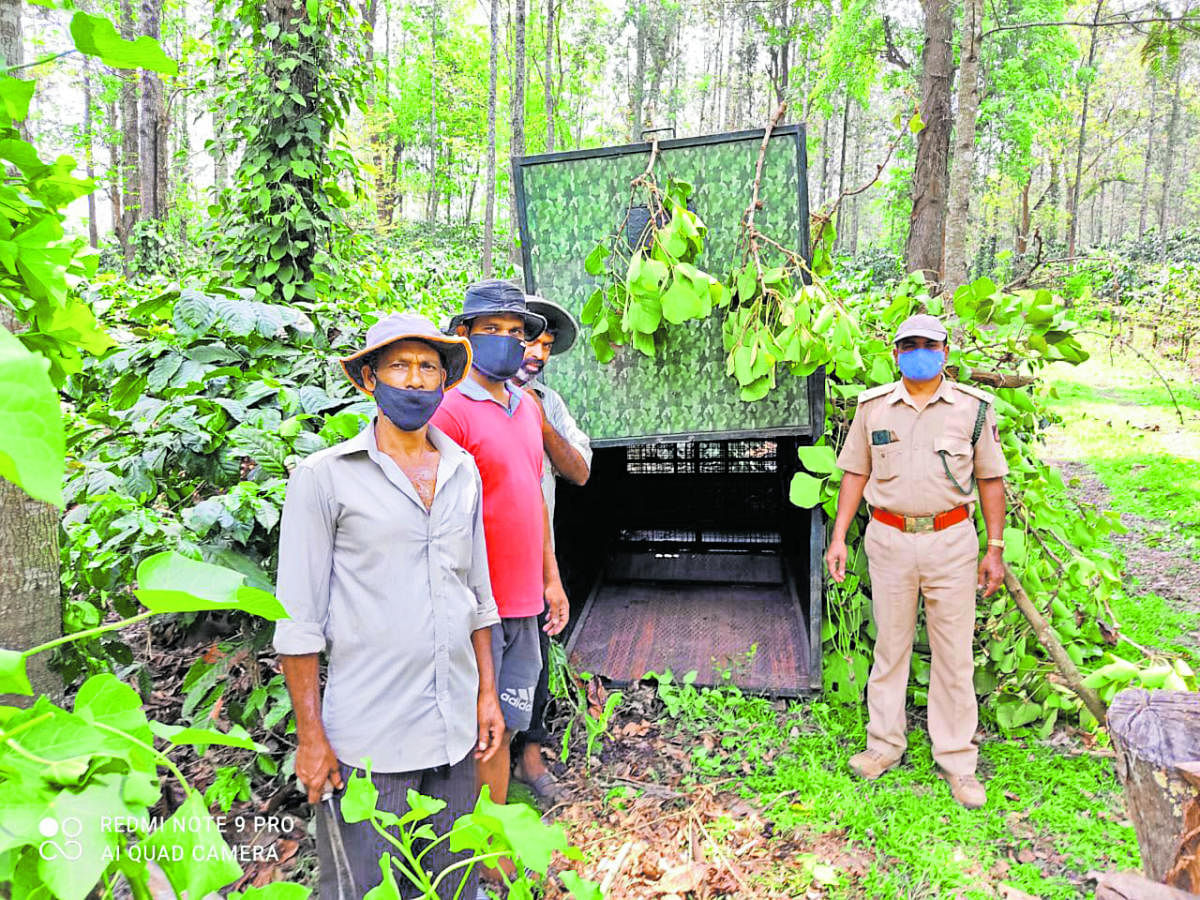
[
  {"left": 606, "top": 551, "right": 783, "bottom": 585},
  {"left": 568, "top": 583, "right": 809, "bottom": 694}
]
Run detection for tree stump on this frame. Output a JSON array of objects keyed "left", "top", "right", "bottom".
[
  {"left": 1107, "top": 689, "right": 1200, "bottom": 889},
  {"left": 1096, "top": 872, "right": 1200, "bottom": 899}
]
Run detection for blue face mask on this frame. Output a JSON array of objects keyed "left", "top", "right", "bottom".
[
  {"left": 897, "top": 347, "right": 946, "bottom": 381},
  {"left": 469, "top": 334, "right": 525, "bottom": 380},
  {"left": 374, "top": 381, "right": 444, "bottom": 431}
]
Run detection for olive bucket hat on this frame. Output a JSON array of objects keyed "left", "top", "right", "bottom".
[
  {"left": 524, "top": 295, "right": 579, "bottom": 355},
  {"left": 340, "top": 312, "right": 472, "bottom": 395},
  {"left": 446, "top": 279, "right": 548, "bottom": 341}
]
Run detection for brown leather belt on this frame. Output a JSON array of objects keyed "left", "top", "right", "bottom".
[{"left": 871, "top": 505, "right": 969, "bottom": 534}]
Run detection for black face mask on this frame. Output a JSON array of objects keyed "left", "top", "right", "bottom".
[
  {"left": 469, "top": 334, "right": 525, "bottom": 380},
  {"left": 374, "top": 381, "right": 443, "bottom": 431}
]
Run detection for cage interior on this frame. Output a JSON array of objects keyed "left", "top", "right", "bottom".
[{"left": 556, "top": 437, "right": 819, "bottom": 695}]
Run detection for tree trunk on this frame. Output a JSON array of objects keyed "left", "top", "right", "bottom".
[
  {"left": 630, "top": 4, "right": 646, "bottom": 140},
  {"left": 0, "top": 297, "right": 62, "bottom": 706},
  {"left": 904, "top": 0, "right": 954, "bottom": 288},
  {"left": 83, "top": 57, "right": 99, "bottom": 249},
  {"left": 1157, "top": 54, "right": 1184, "bottom": 247},
  {"left": 106, "top": 97, "right": 122, "bottom": 236},
  {"left": 0, "top": 4, "right": 61, "bottom": 704},
  {"left": 509, "top": 0, "right": 526, "bottom": 259},
  {"left": 1067, "top": 0, "right": 1103, "bottom": 260},
  {"left": 544, "top": 0, "right": 554, "bottom": 152},
  {"left": 119, "top": 0, "right": 140, "bottom": 258},
  {"left": 138, "top": 0, "right": 166, "bottom": 221},
  {"left": 213, "top": 4, "right": 229, "bottom": 194},
  {"left": 942, "top": 0, "right": 981, "bottom": 294},
  {"left": 1107, "top": 689, "right": 1200, "bottom": 889},
  {"left": 1138, "top": 75, "right": 1158, "bottom": 238},
  {"left": 1048, "top": 157, "right": 1060, "bottom": 244},
  {"left": 426, "top": 7, "right": 438, "bottom": 224},
  {"left": 482, "top": 0, "right": 498, "bottom": 276}
]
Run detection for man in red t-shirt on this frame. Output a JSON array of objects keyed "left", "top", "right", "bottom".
[{"left": 430, "top": 280, "right": 569, "bottom": 837}]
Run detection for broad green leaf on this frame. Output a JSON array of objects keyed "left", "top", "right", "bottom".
[
  {"left": 796, "top": 444, "right": 837, "bottom": 475},
  {"left": 560, "top": 871, "right": 604, "bottom": 900},
  {"left": 133, "top": 551, "right": 288, "bottom": 620},
  {"left": 36, "top": 773, "right": 131, "bottom": 900},
  {"left": 788, "top": 472, "right": 825, "bottom": 508},
  {"left": 74, "top": 674, "right": 153, "bottom": 747},
  {"left": 0, "top": 77, "right": 34, "bottom": 120},
  {"left": 0, "top": 648, "right": 31, "bottom": 696},
  {"left": 660, "top": 278, "right": 705, "bottom": 325},
  {"left": 339, "top": 768, "right": 379, "bottom": 823},
  {"left": 583, "top": 243, "right": 608, "bottom": 276},
  {"left": 149, "top": 721, "right": 267, "bottom": 753},
  {"left": 580, "top": 288, "right": 603, "bottom": 324},
  {"left": 0, "top": 325, "right": 65, "bottom": 506},
  {"left": 69, "top": 12, "right": 178, "bottom": 75},
  {"left": 140, "top": 791, "right": 242, "bottom": 897},
  {"left": 361, "top": 856, "right": 401, "bottom": 899}
]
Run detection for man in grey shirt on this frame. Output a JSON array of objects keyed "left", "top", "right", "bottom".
[
  {"left": 274, "top": 313, "right": 504, "bottom": 900},
  {"left": 509, "top": 295, "right": 592, "bottom": 803}
]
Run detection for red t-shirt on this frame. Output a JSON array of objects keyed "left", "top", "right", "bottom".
[{"left": 431, "top": 380, "right": 546, "bottom": 619}]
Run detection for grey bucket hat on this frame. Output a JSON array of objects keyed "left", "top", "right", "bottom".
[
  {"left": 340, "top": 312, "right": 472, "bottom": 394},
  {"left": 524, "top": 295, "right": 579, "bottom": 355}
]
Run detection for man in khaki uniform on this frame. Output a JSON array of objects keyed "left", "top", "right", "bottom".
[{"left": 825, "top": 313, "right": 1008, "bottom": 809}]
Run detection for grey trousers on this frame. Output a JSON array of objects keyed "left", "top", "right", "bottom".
[{"left": 316, "top": 752, "right": 479, "bottom": 900}]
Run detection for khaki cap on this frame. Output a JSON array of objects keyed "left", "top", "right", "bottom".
[{"left": 893, "top": 313, "right": 949, "bottom": 344}]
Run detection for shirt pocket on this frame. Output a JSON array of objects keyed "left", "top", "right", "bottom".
[
  {"left": 933, "top": 436, "right": 974, "bottom": 491},
  {"left": 870, "top": 443, "right": 902, "bottom": 480}
]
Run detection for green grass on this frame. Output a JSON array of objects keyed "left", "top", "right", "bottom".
[
  {"left": 653, "top": 681, "right": 1135, "bottom": 898},
  {"left": 1041, "top": 338, "right": 1200, "bottom": 657}
]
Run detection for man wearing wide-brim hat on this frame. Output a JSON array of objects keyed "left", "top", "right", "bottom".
[
  {"left": 275, "top": 312, "right": 504, "bottom": 899},
  {"left": 430, "top": 280, "right": 570, "bottom": 885},
  {"left": 508, "top": 294, "right": 592, "bottom": 805},
  {"left": 825, "top": 313, "right": 1009, "bottom": 809}
]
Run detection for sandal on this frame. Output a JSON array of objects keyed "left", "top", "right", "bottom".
[{"left": 513, "top": 763, "right": 564, "bottom": 804}]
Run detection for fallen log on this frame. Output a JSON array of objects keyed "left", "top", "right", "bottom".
[
  {"left": 1108, "top": 689, "right": 1200, "bottom": 887},
  {"left": 1095, "top": 871, "right": 1200, "bottom": 899},
  {"left": 1003, "top": 570, "right": 1107, "bottom": 723}
]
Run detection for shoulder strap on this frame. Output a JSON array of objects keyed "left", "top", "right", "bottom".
[{"left": 970, "top": 398, "right": 989, "bottom": 446}]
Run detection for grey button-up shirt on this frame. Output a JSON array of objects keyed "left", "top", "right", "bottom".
[
  {"left": 273, "top": 420, "right": 500, "bottom": 773},
  {"left": 527, "top": 381, "right": 592, "bottom": 530}
]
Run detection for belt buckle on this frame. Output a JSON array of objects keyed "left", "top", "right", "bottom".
[{"left": 906, "top": 515, "right": 935, "bottom": 533}]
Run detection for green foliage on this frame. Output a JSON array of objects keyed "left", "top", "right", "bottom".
[
  {"left": 338, "top": 770, "right": 600, "bottom": 898},
  {"left": 210, "top": 0, "right": 369, "bottom": 304},
  {"left": 0, "top": 555, "right": 296, "bottom": 900},
  {"left": 68, "top": 12, "right": 179, "bottom": 75},
  {"left": 547, "top": 640, "right": 623, "bottom": 767},
  {"left": 584, "top": 175, "right": 728, "bottom": 362},
  {"left": 0, "top": 325, "right": 64, "bottom": 505}
]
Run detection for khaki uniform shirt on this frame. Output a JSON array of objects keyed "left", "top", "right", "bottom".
[
  {"left": 273, "top": 420, "right": 500, "bottom": 773},
  {"left": 836, "top": 377, "right": 1009, "bottom": 517}
]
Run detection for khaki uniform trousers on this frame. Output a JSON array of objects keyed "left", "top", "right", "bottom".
[{"left": 864, "top": 516, "right": 979, "bottom": 775}]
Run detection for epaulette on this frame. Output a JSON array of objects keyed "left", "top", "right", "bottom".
[
  {"left": 856, "top": 382, "right": 896, "bottom": 404},
  {"left": 951, "top": 381, "right": 995, "bottom": 403}
]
